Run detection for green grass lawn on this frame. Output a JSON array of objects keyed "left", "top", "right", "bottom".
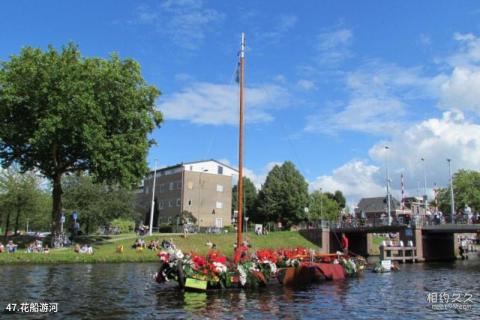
[
  {"left": 0, "top": 231, "right": 318, "bottom": 265},
  {"left": 369, "top": 235, "right": 388, "bottom": 255}
]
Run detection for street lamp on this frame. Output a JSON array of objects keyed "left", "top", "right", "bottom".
[
  {"left": 320, "top": 187, "right": 323, "bottom": 222},
  {"left": 447, "top": 158, "right": 455, "bottom": 223},
  {"left": 304, "top": 207, "right": 309, "bottom": 228},
  {"left": 149, "top": 159, "right": 158, "bottom": 236},
  {"left": 244, "top": 216, "right": 249, "bottom": 233},
  {"left": 421, "top": 158, "right": 428, "bottom": 210},
  {"left": 385, "top": 146, "right": 392, "bottom": 225}
]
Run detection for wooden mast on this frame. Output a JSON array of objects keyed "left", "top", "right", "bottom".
[{"left": 236, "top": 33, "right": 245, "bottom": 251}]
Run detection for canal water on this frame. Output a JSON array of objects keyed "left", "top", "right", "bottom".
[{"left": 0, "top": 258, "right": 479, "bottom": 319}]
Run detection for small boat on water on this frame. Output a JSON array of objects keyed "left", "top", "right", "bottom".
[{"left": 153, "top": 34, "right": 365, "bottom": 291}]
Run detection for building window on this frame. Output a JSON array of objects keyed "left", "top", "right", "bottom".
[
  {"left": 190, "top": 165, "right": 193, "bottom": 171},
  {"left": 169, "top": 182, "right": 174, "bottom": 191},
  {"left": 176, "top": 181, "right": 182, "bottom": 189},
  {"left": 169, "top": 200, "right": 174, "bottom": 207},
  {"left": 145, "top": 186, "right": 149, "bottom": 194},
  {"left": 187, "top": 181, "right": 194, "bottom": 189},
  {"left": 218, "top": 166, "right": 223, "bottom": 175},
  {"left": 216, "top": 201, "right": 223, "bottom": 209},
  {"left": 216, "top": 184, "right": 224, "bottom": 192},
  {"left": 159, "top": 184, "right": 165, "bottom": 193},
  {"left": 176, "top": 199, "right": 181, "bottom": 207},
  {"left": 159, "top": 201, "right": 164, "bottom": 210}
]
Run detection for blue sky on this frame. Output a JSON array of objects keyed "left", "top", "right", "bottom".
[{"left": 3, "top": 0, "right": 480, "bottom": 206}]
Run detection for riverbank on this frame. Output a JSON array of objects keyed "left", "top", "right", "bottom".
[{"left": 0, "top": 231, "right": 318, "bottom": 265}]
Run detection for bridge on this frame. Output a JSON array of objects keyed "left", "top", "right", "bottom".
[{"left": 299, "top": 221, "right": 480, "bottom": 261}]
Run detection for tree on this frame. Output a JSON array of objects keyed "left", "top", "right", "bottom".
[
  {"left": 308, "top": 190, "right": 340, "bottom": 222},
  {"left": 437, "top": 169, "right": 480, "bottom": 214},
  {"left": 333, "top": 190, "right": 346, "bottom": 209},
  {"left": 0, "top": 168, "right": 47, "bottom": 236},
  {"left": 62, "top": 174, "right": 136, "bottom": 234},
  {"left": 232, "top": 177, "right": 257, "bottom": 221},
  {"left": 0, "top": 43, "right": 162, "bottom": 237},
  {"left": 256, "top": 161, "right": 309, "bottom": 227}
]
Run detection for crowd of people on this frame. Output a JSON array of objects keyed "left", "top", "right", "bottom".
[{"left": 26, "top": 240, "right": 49, "bottom": 254}]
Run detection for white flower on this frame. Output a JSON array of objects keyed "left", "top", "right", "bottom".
[
  {"left": 237, "top": 265, "right": 247, "bottom": 286},
  {"left": 213, "top": 262, "right": 227, "bottom": 273},
  {"left": 175, "top": 250, "right": 184, "bottom": 260}
]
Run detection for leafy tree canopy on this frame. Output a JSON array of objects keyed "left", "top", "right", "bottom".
[
  {"left": 0, "top": 43, "right": 162, "bottom": 234},
  {"left": 232, "top": 176, "right": 257, "bottom": 220},
  {"left": 308, "top": 190, "right": 340, "bottom": 222},
  {"left": 437, "top": 169, "right": 480, "bottom": 214},
  {"left": 0, "top": 167, "right": 49, "bottom": 235},
  {"left": 256, "top": 161, "right": 308, "bottom": 227},
  {"left": 62, "top": 174, "right": 136, "bottom": 234}
]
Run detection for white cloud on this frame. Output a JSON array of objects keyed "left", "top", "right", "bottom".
[
  {"left": 439, "top": 67, "right": 480, "bottom": 112},
  {"left": 305, "top": 96, "right": 405, "bottom": 134},
  {"left": 310, "top": 110, "right": 480, "bottom": 205},
  {"left": 296, "top": 79, "right": 316, "bottom": 91},
  {"left": 158, "top": 82, "right": 289, "bottom": 125},
  {"left": 218, "top": 159, "right": 281, "bottom": 189},
  {"left": 305, "top": 62, "right": 436, "bottom": 134},
  {"left": 309, "top": 160, "right": 385, "bottom": 204},
  {"left": 369, "top": 110, "right": 480, "bottom": 188},
  {"left": 316, "top": 28, "right": 353, "bottom": 65},
  {"left": 255, "top": 14, "right": 297, "bottom": 45},
  {"left": 134, "top": 0, "right": 224, "bottom": 50}
]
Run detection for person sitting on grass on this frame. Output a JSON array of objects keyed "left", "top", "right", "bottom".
[
  {"left": 86, "top": 244, "right": 93, "bottom": 255},
  {"left": 79, "top": 244, "right": 88, "bottom": 254},
  {"left": 26, "top": 242, "right": 35, "bottom": 253},
  {"left": 6, "top": 240, "right": 18, "bottom": 253},
  {"left": 147, "top": 240, "right": 157, "bottom": 250},
  {"left": 0, "top": 242, "right": 4, "bottom": 253},
  {"left": 74, "top": 244, "right": 81, "bottom": 253},
  {"left": 133, "top": 238, "right": 146, "bottom": 249}
]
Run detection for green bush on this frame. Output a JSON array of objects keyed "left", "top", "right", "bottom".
[{"left": 110, "top": 218, "right": 135, "bottom": 233}]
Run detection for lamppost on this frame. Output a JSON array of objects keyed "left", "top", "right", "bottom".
[
  {"left": 385, "top": 146, "right": 392, "bottom": 225},
  {"left": 304, "top": 207, "right": 309, "bottom": 228},
  {"left": 320, "top": 187, "right": 323, "bottom": 224},
  {"left": 447, "top": 158, "right": 455, "bottom": 223},
  {"left": 421, "top": 158, "right": 428, "bottom": 210},
  {"left": 149, "top": 159, "right": 158, "bottom": 236},
  {"left": 244, "top": 216, "right": 249, "bottom": 234}
]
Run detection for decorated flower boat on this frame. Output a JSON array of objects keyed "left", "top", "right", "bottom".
[{"left": 154, "top": 244, "right": 366, "bottom": 291}]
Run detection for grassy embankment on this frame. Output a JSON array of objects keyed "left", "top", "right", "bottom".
[{"left": 0, "top": 231, "right": 318, "bottom": 265}]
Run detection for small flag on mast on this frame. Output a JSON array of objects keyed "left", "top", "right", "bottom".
[{"left": 235, "top": 33, "right": 245, "bottom": 83}]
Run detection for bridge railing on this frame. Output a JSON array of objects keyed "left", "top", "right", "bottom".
[{"left": 317, "top": 215, "right": 480, "bottom": 230}]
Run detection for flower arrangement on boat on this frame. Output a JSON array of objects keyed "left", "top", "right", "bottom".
[{"left": 154, "top": 244, "right": 366, "bottom": 290}]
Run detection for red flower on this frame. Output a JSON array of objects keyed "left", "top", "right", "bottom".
[
  {"left": 157, "top": 252, "right": 170, "bottom": 263},
  {"left": 256, "top": 249, "right": 278, "bottom": 263}
]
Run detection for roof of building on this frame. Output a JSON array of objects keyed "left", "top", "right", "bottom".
[
  {"left": 148, "top": 159, "right": 238, "bottom": 174},
  {"left": 356, "top": 196, "right": 401, "bottom": 213}
]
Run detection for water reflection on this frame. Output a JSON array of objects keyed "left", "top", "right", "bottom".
[{"left": 0, "top": 260, "right": 479, "bottom": 319}]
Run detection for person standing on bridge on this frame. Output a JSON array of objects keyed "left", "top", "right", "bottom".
[{"left": 341, "top": 233, "right": 349, "bottom": 255}]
